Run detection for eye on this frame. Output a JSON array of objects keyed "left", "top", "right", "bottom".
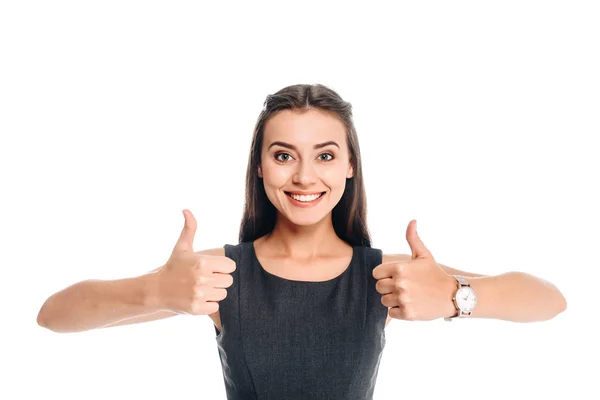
[
  {"left": 275, "top": 152, "right": 293, "bottom": 162},
  {"left": 274, "top": 152, "right": 335, "bottom": 163}
]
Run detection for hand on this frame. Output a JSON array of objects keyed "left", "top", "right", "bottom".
[
  {"left": 155, "top": 209, "right": 236, "bottom": 315},
  {"left": 372, "top": 220, "right": 456, "bottom": 321}
]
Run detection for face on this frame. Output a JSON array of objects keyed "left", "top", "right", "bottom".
[{"left": 258, "top": 108, "right": 354, "bottom": 226}]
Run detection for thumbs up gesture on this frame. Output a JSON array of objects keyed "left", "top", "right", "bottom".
[
  {"left": 372, "top": 220, "right": 456, "bottom": 321},
  {"left": 154, "top": 209, "right": 236, "bottom": 316}
]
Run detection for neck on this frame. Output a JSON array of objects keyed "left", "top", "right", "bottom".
[{"left": 263, "top": 212, "right": 344, "bottom": 260}]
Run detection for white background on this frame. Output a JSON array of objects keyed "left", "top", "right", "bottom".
[{"left": 1, "top": 1, "right": 598, "bottom": 399}]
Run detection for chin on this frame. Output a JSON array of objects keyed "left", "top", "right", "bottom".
[
  {"left": 289, "top": 214, "right": 326, "bottom": 225},
  {"left": 273, "top": 205, "right": 328, "bottom": 226},
  {"left": 283, "top": 206, "right": 334, "bottom": 225}
]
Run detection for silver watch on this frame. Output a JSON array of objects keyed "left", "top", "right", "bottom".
[{"left": 444, "top": 275, "right": 477, "bottom": 321}]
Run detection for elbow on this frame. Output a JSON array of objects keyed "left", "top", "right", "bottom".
[
  {"left": 36, "top": 298, "right": 87, "bottom": 334},
  {"left": 558, "top": 292, "right": 567, "bottom": 314},
  {"left": 537, "top": 275, "right": 568, "bottom": 319},
  {"left": 37, "top": 310, "right": 45, "bottom": 328},
  {"left": 554, "top": 282, "right": 567, "bottom": 314},
  {"left": 37, "top": 300, "right": 60, "bottom": 332},
  {"left": 37, "top": 302, "right": 50, "bottom": 329},
  {"left": 550, "top": 290, "right": 567, "bottom": 320}
]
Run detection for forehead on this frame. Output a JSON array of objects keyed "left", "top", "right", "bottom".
[{"left": 263, "top": 108, "right": 347, "bottom": 147}]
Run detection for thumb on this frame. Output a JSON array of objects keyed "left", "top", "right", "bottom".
[
  {"left": 406, "top": 219, "right": 433, "bottom": 260},
  {"left": 173, "top": 209, "right": 197, "bottom": 253}
]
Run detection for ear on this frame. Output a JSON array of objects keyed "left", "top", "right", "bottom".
[
  {"left": 347, "top": 163, "right": 354, "bottom": 179},
  {"left": 258, "top": 165, "right": 263, "bottom": 178}
]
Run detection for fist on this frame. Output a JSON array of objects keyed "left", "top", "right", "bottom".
[
  {"left": 372, "top": 220, "right": 456, "bottom": 321},
  {"left": 155, "top": 209, "right": 236, "bottom": 315}
]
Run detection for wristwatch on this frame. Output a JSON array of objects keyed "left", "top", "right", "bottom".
[{"left": 444, "top": 275, "right": 477, "bottom": 321}]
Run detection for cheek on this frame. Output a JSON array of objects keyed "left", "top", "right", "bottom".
[
  {"left": 262, "top": 167, "right": 289, "bottom": 186},
  {"left": 321, "top": 166, "right": 348, "bottom": 184}
]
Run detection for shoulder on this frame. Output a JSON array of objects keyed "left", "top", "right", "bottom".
[
  {"left": 195, "top": 247, "right": 226, "bottom": 256},
  {"left": 194, "top": 243, "right": 248, "bottom": 257},
  {"left": 381, "top": 253, "right": 412, "bottom": 263},
  {"left": 361, "top": 248, "right": 410, "bottom": 271}
]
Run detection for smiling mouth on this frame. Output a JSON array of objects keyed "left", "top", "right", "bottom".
[{"left": 284, "top": 191, "right": 326, "bottom": 200}]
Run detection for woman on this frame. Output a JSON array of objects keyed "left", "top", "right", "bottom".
[{"left": 37, "top": 83, "right": 567, "bottom": 399}]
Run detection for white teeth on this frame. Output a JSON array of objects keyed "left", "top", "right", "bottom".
[{"left": 288, "top": 192, "right": 323, "bottom": 202}]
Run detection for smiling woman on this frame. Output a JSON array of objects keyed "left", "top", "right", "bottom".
[
  {"left": 210, "top": 84, "right": 392, "bottom": 399},
  {"left": 35, "top": 83, "right": 567, "bottom": 400}
]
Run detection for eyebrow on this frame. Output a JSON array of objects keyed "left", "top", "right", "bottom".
[{"left": 267, "top": 141, "right": 340, "bottom": 151}]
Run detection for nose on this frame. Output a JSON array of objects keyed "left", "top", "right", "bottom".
[{"left": 292, "top": 160, "right": 318, "bottom": 186}]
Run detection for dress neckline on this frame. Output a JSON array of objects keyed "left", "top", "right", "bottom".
[{"left": 250, "top": 240, "right": 356, "bottom": 284}]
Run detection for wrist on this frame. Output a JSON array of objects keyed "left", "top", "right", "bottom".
[
  {"left": 445, "top": 275, "right": 478, "bottom": 320},
  {"left": 444, "top": 274, "right": 459, "bottom": 318}
]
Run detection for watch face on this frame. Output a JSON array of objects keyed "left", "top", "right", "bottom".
[{"left": 456, "top": 287, "right": 477, "bottom": 312}]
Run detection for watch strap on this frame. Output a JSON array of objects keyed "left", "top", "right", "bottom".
[
  {"left": 444, "top": 275, "right": 472, "bottom": 321},
  {"left": 455, "top": 275, "right": 470, "bottom": 287}
]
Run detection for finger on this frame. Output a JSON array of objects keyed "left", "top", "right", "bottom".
[
  {"left": 373, "top": 262, "right": 403, "bottom": 280},
  {"left": 389, "top": 306, "right": 405, "bottom": 320},
  {"left": 173, "top": 209, "right": 197, "bottom": 253},
  {"left": 381, "top": 293, "right": 399, "bottom": 308},
  {"left": 406, "top": 220, "right": 433, "bottom": 259},
  {"left": 203, "top": 287, "right": 228, "bottom": 302},
  {"left": 375, "top": 277, "right": 396, "bottom": 294},
  {"left": 197, "top": 254, "right": 237, "bottom": 274},
  {"left": 210, "top": 271, "right": 235, "bottom": 288}
]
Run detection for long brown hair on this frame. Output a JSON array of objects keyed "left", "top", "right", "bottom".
[{"left": 238, "top": 83, "right": 372, "bottom": 247}]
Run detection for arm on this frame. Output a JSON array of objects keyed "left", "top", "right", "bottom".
[
  {"left": 37, "top": 247, "right": 226, "bottom": 333},
  {"left": 36, "top": 271, "right": 164, "bottom": 333},
  {"left": 452, "top": 272, "right": 567, "bottom": 322},
  {"left": 383, "top": 254, "right": 487, "bottom": 278},
  {"left": 381, "top": 254, "right": 567, "bottom": 322},
  {"left": 437, "top": 263, "right": 487, "bottom": 278},
  {"left": 434, "top": 259, "right": 567, "bottom": 322}
]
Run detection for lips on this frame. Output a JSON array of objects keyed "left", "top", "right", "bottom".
[
  {"left": 284, "top": 191, "right": 326, "bottom": 198},
  {"left": 284, "top": 191, "right": 326, "bottom": 196},
  {"left": 284, "top": 190, "right": 326, "bottom": 207}
]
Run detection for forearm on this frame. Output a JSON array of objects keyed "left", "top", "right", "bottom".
[
  {"left": 462, "top": 272, "right": 567, "bottom": 322},
  {"left": 37, "top": 272, "right": 161, "bottom": 333}
]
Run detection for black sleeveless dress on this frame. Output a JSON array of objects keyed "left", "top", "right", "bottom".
[{"left": 213, "top": 241, "right": 388, "bottom": 400}]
